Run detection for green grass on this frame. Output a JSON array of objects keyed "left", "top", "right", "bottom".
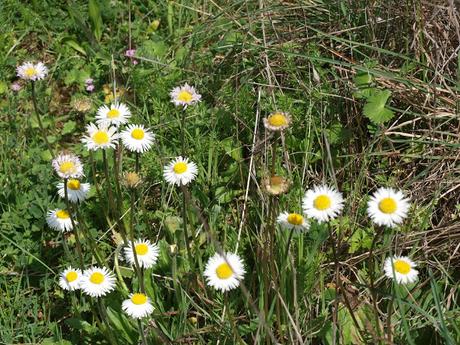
[{"left": 1, "top": 0, "right": 460, "bottom": 344}]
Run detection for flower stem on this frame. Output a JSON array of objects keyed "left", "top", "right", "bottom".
[
  {"left": 97, "top": 298, "right": 119, "bottom": 345},
  {"left": 180, "top": 185, "right": 194, "bottom": 268},
  {"left": 137, "top": 319, "right": 148, "bottom": 345},
  {"left": 63, "top": 178, "right": 84, "bottom": 269},
  {"left": 30, "top": 82, "right": 54, "bottom": 157},
  {"left": 129, "top": 189, "right": 145, "bottom": 293}
]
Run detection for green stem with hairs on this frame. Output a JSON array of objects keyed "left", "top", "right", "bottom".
[
  {"left": 30, "top": 82, "right": 54, "bottom": 156},
  {"left": 63, "top": 178, "right": 84, "bottom": 269}
]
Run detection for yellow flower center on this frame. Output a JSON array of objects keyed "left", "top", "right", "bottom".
[
  {"left": 313, "top": 195, "right": 331, "bottom": 210},
  {"left": 25, "top": 67, "right": 37, "bottom": 77},
  {"left": 66, "top": 271, "right": 78, "bottom": 283},
  {"left": 131, "top": 293, "right": 148, "bottom": 305},
  {"left": 135, "top": 243, "right": 148, "bottom": 256},
  {"left": 378, "top": 198, "right": 397, "bottom": 214},
  {"left": 67, "top": 179, "right": 81, "bottom": 190},
  {"left": 56, "top": 210, "right": 70, "bottom": 219},
  {"left": 173, "top": 162, "right": 188, "bottom": 174},
  {"left": 92, "top": 131, "right": 109, "bottom": 145},
  {"left": 131, "top": 128, "right": 145, "bottom": 140},
  {"left": 107, "top": 108, "right": 120, "bottom": 118},
  {"left": 89, "top": 272, "right": 105, "bottom": 284},
  {"left": 177, "top": 90, "right": 193, "bottom": 103},
  {"left": 267, "top": 113, "right": 287, "bottom": 127},
  {"left": 215, "top": 262, "right": 233, "bottom": 279},
  {"left": 393, "top": 260, "right": 411, "bottom": 275},
  {"left": 59, "top": 161, "right": 76, "bottom": 174},
  {"left": 287, "top": 213, "right": 303, "bottom": 225}
]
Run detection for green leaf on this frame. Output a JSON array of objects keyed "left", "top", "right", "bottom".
[
  {"left": 62, "top": 37, "right": 87, "bottom": 56},
  {"left": 62, "top": 121, "right": 76, "bottom": 135},
  {"left": 354, "top": 72, "right": 372, "bottom": 86},
  {"left": 88, "top": 0, "right": 103, "bottom": 42},
  {"left": 362, "top": 89, "right": 394, "bottom": 124}
]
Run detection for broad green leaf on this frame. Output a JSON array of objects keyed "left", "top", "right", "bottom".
[
  {"left": 88, "top": 0, "right": 103, "bottom": 42},
  {"left": 354, "top": 72, "right": 372, "bottom": 85},
  {"left": 62, "top": 37, "right": 87, "bottom": 56},
  {"left": 362, "top": 89, "right": 394, "bottom": 124},
  {"left": 62, "top": 121, "right": 76, "bottom": 135}
]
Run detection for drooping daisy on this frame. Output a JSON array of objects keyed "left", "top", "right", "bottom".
[
  {"left": 302, "top": 185, "right": 344, "bottom": 223},
  {"left": 58, "top": 267, "right": 82, "bottom": 291},
  {"left": 170, "top": 83, "right": 201, "bottom": 107},
  {"left": 122, "top": 293, "right": 154, "bottom": 319},
  {"left": 96, "top": 103, "right": 131, "bottom": 127},
  {"left": 80, "top": 267, "right": 116, "bottom": 297},
  {"left": 57, "top": 179, "right": 90, "bottom": 203},
  {"left": 81, "top": 123, "right": 118, "bottom": 151},
  {"left": 163, "top": 156, "right": 198, "bottom": 186},
  {"left": 46, "top": 209, "right": 74, "bottom": 232},
  {"left": 277, "top": 211, "right": 310, "bottom": 231},
  {"left": 204, "top": 252, "right": 245, "bottom": 292},
  {"left": 124, "top": 239, "right": 159, "bottom": 269},
  {"left": 120, "top": 124, "right": 154, "bottom": 153},
  {"left": 367, "top": 187, "right": 410, "bottom": 228},
  {"left": 384, "top": 256, "right": 418, "bottom": 284},
  {"left": 17, "top": 61, "right": 48, "bottom": 81},
  {"left": 263, "top": 112, "right": 291, "bottom": 132},
  {"left": 261, "top": 175, "right": 291, "bottom": 195},
  {"left": 52, "top": 153, "right": 84, "bottom": 179}
]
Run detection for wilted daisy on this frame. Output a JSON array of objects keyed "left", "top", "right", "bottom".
[
  {"left": 122, "top": 293, "right": 154, "bottom": 319},
  {"left": 57, "top": 179, "right": 90, "bottom": 203},
  {"left": 17, "top": 61, "right": 48, "bottom": 81},
  {"left": 384, "top": 256, "right": 418, "bottom": 284},
  {"left": 96, "top": 103, "right": 131, "bottom": 127},
  {"left": 302, "top": 185, "right": 344, "bottom": 223},
  {"left": 263, "top": 112, "right": 291, "bottom": 132},
  {"left": 277, "top": 211, "right": 310, "bottom": 231},
  {"left": 120, "top": 124, "right": 154, "bottom": 153},
  {"left": 81, "top": 123, "right": 118, "bottom": 151},
  {"left": 52, "top": 153, "right": 84, "bottom": 179},
  {"left": 80, "top": 267, "right": 116, "bottom": 297},
  {"left": 58, "top": 267, "right": 82, "bottom": 291},
  {"left": 163, "top": 156, "right": 198, "bottom": 186},
  {"left": 367, "top": 187, "right": 410, "bottom": 228},
  {"left": 124, "top": 239, "right": 159, "bottom": 269},
  {"left": 261, "top": 175, "right": 290, "bottom": 195},
  {"left": 170, "top": 83, "right": 201, "bottom": 107},
  {"left": 46, "top": 209, "right": 74, "bottom": 232},
  {"left": 204, "top": 252, "right": 245, "bottom": 292}
]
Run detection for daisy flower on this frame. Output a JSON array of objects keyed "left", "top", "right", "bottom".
[
  {"left": 122, "top": 293, "right": 154, "bottom": 319},
  {"left": 384, "top": 256, "right": 418, "bottom": 284},
  {"left": 120, "top": 124, "right": 154, "bottom": 153},
  {"left": 204, "top": 252, "right": 245, "bottom": 292},
  {"left": 46, "top": 209, "right": 74, "bottom": 232},
  {"left": 17, "top": 61, "right": 48, "bottom": 81},
  {"left": 52, "top": 153, "right": 84, "bottom": 179},
  {"left": 170, "top": 83, "right": 201, "bottom": 107},
  {"left": 57, "top": 179, "right": 90, "bottom": 203},
  {"left": 81, "top": 123, "right": 118, "bottom": 151},
  {"left": 261, "top": 175, "right": 290, "bottom": 196},
  {"left": 58, "top": 267, "right": 82, "bottom": 291},
  {"left": 263, "top": 112, "right": 291, "bottom": 132},
  {"left": 80, "top": 267, "right": 116, "bottom": 297},
  {"left": 367, "top": 187, "right": 410, "bottom": 228},
  {"left": 302, "top": 185, "right": 344, "bottom": 223},
  {"left": 124, "top": 239, "right": 159, "bottom": 269},
  {"left": 277, "top": 211, "right": 310, "bottom": 231},
  {"left": 96, "top": 103, "right": 131, "bottom": 127},
  {"left": 163, "top": 156, "right": 198, "bottom": 186}
]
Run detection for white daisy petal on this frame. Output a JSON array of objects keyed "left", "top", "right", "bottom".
[
  {"left": 52, "top": 153, "right": 84, "bottom": 179},
  {"left": 122, "top": 293, "right": 154, "bottom": 319},
  {"left": 57, "top": 179, "right": 90, "bottom": 203},
  {"left": 163, "top": 156, "right": 198, "bottom": 186},
  {"left": 96, "top": 102, "right": 131, "bottom": 127},
  {"left": 58, "top": 267, "right": 82, "bottom": 291},
  {"left": 277, "top": 211, "right": 310, "bottom": 232},
  {"left": 17, "top": 61, "right": 48, "bottom": 81},
  {"left": 170, "top": 83, "right": 201, "bottom": 107},
  {"left": 120, "top": 124, "right": 154, "bottom": 153},
  {"left": 46, "top": 209, "right": 75, "bottom": 232},
  {"left": 81, "top": 123, "right": 118, "bottom": 151},
  {"left": 203, "top": 252, "right": 245, "bottom": 292},
  {"left": 384, "top": 256, "right": 418, "bottom": 284},
  {"left": 302, "top": 185, "right": 344, "bottom": 223},
  {"left": 124, "top": 239, "right": 159, "bottom": 269},
  {"left": 263, "top": 112, "right": 291, "bottom": 132},
  {"left": 80, "top": 267, "right": 116, "bottom": 297},
  {"left": 367, "top": 187, "right": 410, "bottom": 228}
]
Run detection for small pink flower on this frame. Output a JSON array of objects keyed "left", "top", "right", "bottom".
[
  {"left": 125, "top": 49, "right": 136, "bottom": 58},
  {"left": 85, "top": 78, "right": 94, "bottom": 85},
  {"left": 132, "top": 59, "right": 138, "bottom": 65},
  {"left": 86, "top": 84, "right": 95, "bottom": 92},
  {"left": 11, "top": 82, "right": 22, "bottom": 92}
]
